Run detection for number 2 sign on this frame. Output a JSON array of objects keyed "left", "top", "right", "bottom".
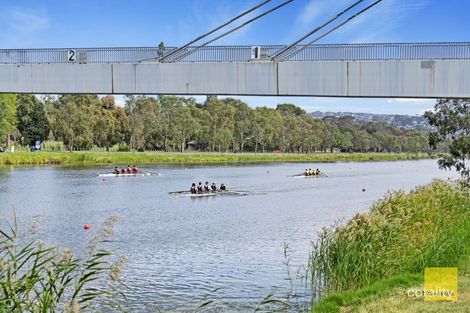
[{"left": 67, "top": 50, "right": 77, "bottom": 62}]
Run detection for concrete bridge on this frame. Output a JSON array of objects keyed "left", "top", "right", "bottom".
[{"left": 1, "top": 42, "right": 469, "bottom": 97}]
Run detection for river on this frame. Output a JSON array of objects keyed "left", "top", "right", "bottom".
[{"left": 0, "top": 159, "right": 457, "bottom": 311}]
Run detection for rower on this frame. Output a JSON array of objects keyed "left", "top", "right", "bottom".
[
  {"left": 120, "top": 168, "right": 126, "bottom": 174},
  {"left": 204, "top": 181, "right": 210, "bottom": 192},
  {"left": 113, "top": 166, "right": 120, "bottom": 174},
  {"left": 308, "top": 168, "right": 313, "bottom": 176},
  {"left": 316, "top": 168, "right": 321, "bottom": 176},
  {"left": 190, "top": 183, "right": 197, "bottom": 194},
  {"left": 197, "top": 182, "right": 204, "bottom": 193},
  {"left": 211, "top": 182, "right": 217, "bottom": 191},
  {"left": 220, "top": 183, "right": 226, "bottom": 191},
  {"left": 304, "top": 169, "right": 309, "bottom": 176},
  {"left": 132, "top": 165, "right": 138, "bottom": 173},
  {"left": 127, "top": 165, "right": 132, "bottom": 174}
]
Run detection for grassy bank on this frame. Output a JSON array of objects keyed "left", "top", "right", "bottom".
[
  {"left": 0, "top": 151, "right": 434, "bottom": 166},
  {"left": 311, "top": 181, "right": 470, "bottom": 313}
]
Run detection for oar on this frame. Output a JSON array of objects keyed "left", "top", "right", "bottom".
[
  {"left": 225, "top": 191, "right": 248, "bottom": 196},
  {"left": 130, "top": 171, "right": 161, "bottom": 176},
  {"left": 145, "top": 171, "right": 163, "bottom": 176},
  {"left": 169, "top": 190, "right": 190, "bottom": 195}
]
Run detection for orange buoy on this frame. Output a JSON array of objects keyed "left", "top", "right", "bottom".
[{"left": 83, "top": 224, "right": 90, "bottom": 230}]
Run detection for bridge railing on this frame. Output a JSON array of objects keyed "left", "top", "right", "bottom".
[
  {"left": 1, "top": 42, "right": 469, "bottom": 64},
  {"left": 0, "top": 47, "right": 176, "bottom": 64},
  {"left": 285, "top": 42, "right": 470, "bottom": 61}
]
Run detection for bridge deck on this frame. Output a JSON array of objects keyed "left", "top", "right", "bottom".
[{"left": 1, "top": 43, "right": 469, "bottom": 97}]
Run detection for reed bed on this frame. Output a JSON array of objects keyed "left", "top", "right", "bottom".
[
  {"left": 0, "top": 216, "right": 125, "bottom": 312},
  {"left": 0, "top": 151, "right": 433, "bottom": 166},
  {"left": 309, "top": 180, "right": 470, "bottom": 312}
]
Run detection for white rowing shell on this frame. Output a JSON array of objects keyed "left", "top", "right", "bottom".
[
  {"left": 171, "top": 191, "right": 247, "bottom": 198},
  {"left": 97, "top": 172, "right": 151, "bottom": 177}
]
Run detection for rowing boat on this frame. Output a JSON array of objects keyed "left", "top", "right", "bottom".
[
  {"left": 97, "top": 172, "right": 152, "bottom": 177},
  {"left": 292, "top": 173, "right": 327, "bottom": 178},
  {"left": 169, "top": 190, "right": 248, "bottom": 198}
]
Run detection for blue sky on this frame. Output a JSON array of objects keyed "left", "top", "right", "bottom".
[{"left": 0, "top": 0, "right": 467, "bottom": 115}]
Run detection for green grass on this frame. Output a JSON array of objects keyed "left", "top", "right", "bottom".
[
  {"left": 312, "top": 273, "right": 423, "bottom": 313},
  {"left": 0, "top": 151, "right": 434, "bottom": 166},
  {"left": 314, "top": 256, "right": 470, "bottom": 313},
  {"left": 310, "top": 181, "right": 470, "bottom": 313}
]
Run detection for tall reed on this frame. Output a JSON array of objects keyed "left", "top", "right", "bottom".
[
  {"left": 308, "top": 180, "right": 470, "bottom": 303},
  {"left": 0, "top": 216, "right": 126, "bottom": 312}
]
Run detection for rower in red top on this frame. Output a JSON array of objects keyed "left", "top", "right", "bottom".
[
  {"left": 132, "top": 165, "right": 138, "bottom": 173},
  {"left": 127, "top": 165, "right": 132, "bottom": 174}
]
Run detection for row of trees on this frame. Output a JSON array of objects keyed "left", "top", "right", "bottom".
[{"left": 1, "top": 94, "right": 433, "bottom": 153}]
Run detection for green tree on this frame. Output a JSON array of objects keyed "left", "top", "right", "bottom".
[
  {"left": 337, "top": 116, "right": 356, "bottom": 131},
  {"left": 227, "top": 99, "right": 254, "bottom": 152},
  {"left": 171, "top": 105, "right": 200, "bottom": 152},
  {"left": 93, "top": 96, "right": 130, "bottom": 150},
  {"left": 16, "top": 95, "right": 50, "bottom": 146},
  {"left": 0, "top": 94, "right": 17, "bottom": 147},
  {"left": 280, "top": 115, "right": 301, "bottom": 152},
  {"left": 204, "top": 98, "right": 236, "bottom": 152},
  {"left": 159, "top": 96, "right": 191, "bottom": 151},
  {"left": 405, "top": 133, "right": 429, "bottom": 153},
  {"left": 252, "top": 107, "right": 283, "bottom": 152},
  {"left": 114, "top": 107, "right": 130, "bottom": 146},
  {"left": 276, "top": 103, "right": 306, "bottom": 116},
  {"left": 189, "top": 104, "right": 211, "bottom": 151},
  {"left": 338, "top": 131, "right": 353, "bottom": 151},
  {"left": 296, "top": 116, "right": 322, "bottom": 153},
  {"left": 381, "top": 134, "right": 400, "bottom": 152},
  {"left": 125, "top": 96, "right": 160, "bottom": 151},
  {"left": 321, "top": 123, "right": 342, "bottom": 153},
  {"left": 51, "top": 95, "right": 99, "bottom": 150},
  {"left": 425, "top": 98, "right": 470, "bottom": 182},
  {"left": 352, "top": 130, "right": 371, "bottom": 152},
  {"left": 93, "top": 99, "right": 116, "bottom": 150}
]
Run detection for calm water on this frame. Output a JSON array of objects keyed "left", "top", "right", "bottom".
[{"left": 0, "top": 160, "right": 457, "bottom": 311}]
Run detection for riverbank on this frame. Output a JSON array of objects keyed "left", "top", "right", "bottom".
[
  {"left": 311, "top": 180, "right": 470, "bottom": 313},
  {"left": 0, "top": 151, "right": 434, "bottom": 166}
]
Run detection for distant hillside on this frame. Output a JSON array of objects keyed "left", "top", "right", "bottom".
[{"left": 310, "top": 111, "right": 431, "bottom": 130}]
